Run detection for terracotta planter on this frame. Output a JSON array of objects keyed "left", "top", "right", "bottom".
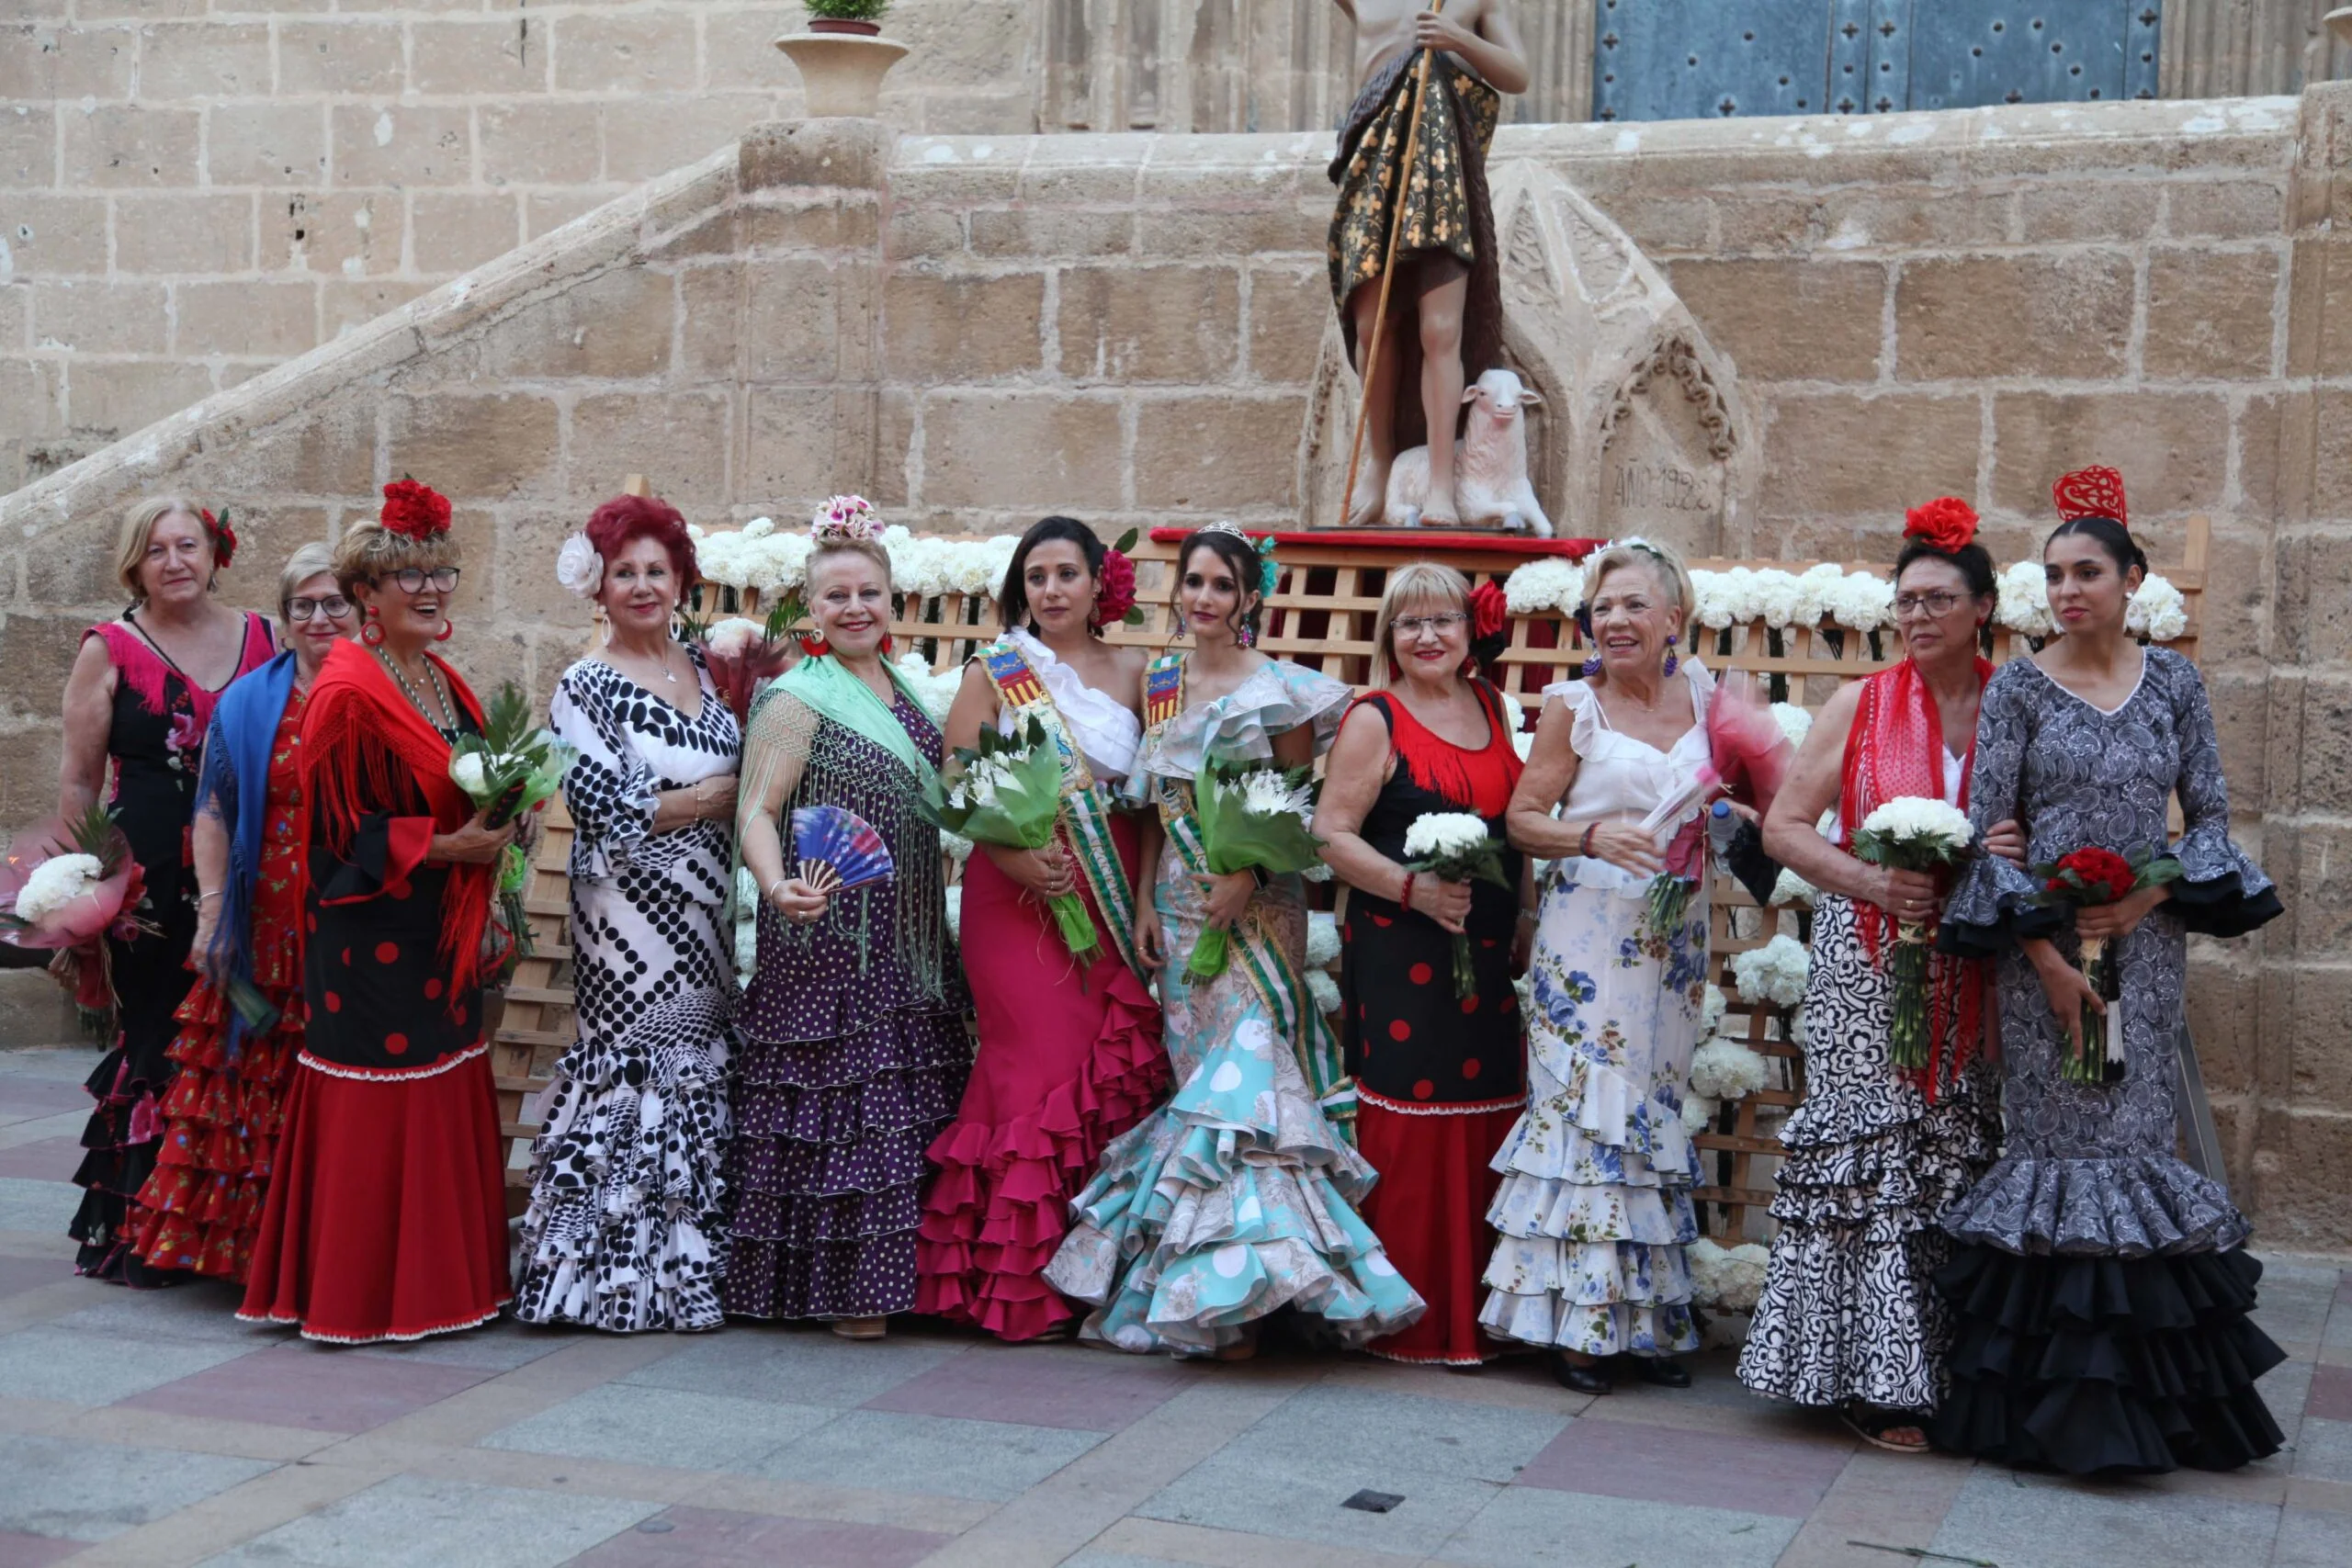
[
  {"left": 775, "top": 30, "right": 910, "bottom": 118},
  {"left": 807, "top": 17, "right": 882, "bottom": 36}
]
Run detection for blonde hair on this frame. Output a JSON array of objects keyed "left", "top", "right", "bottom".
[
  {"left": 114, "top": 496, "right": 209, "bottom": 603},
  {"left": 1370, "top": 560, "right": 1472, "bottom": 688},
  {"left": 808, "top": 537, "right": 894, "bottom": 593},
  {"left": 332, "top": 518, "right": 462, "bottom": 598},
  {"left": 277, "top": 542, "right": 338, "bottom": 623},
  {"left": 1580, "top": 539, "right": 1695, "bottom": 628}
]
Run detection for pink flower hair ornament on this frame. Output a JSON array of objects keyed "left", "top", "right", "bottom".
[{"left": 810, "top": 495, "right": 883, "bottom": 544}]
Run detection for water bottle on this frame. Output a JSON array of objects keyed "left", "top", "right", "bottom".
[{"left": 1708, "top": 798, "right": 1741, "bottom": 870}]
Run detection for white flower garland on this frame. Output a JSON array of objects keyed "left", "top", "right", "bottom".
[{"left": 1306, "top": 910, "right": 1340, "bottom": 970}]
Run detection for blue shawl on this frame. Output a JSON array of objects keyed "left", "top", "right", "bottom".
[{"left": 193, "top": 649, "right": 300, "bottom": 1058}]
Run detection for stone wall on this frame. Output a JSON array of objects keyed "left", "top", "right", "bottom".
[{"left": 1, "top": 92, "right": 2345, "bottom": 1247}]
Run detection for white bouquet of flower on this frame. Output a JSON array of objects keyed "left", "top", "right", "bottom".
[
  {"left": 1690, "top": 1038, "right": 1771, "bottom": 1100},
  {"left": 1770, "top": 867, "right": 1818, "bottom": 908},
  {"left": 1849, "top": 795, "right": 1975, "bottom": 1069},
  {"left": 2127, "top": 572, "right": 2188, "bottom": 642},
  {"left": 1689, "top": 1237, "right": 1771, "bottom": 1312},
  {"left": 1701, "top": 983, "right": 1727, "bottom": 1032},
  {"left": 1306, "top": 910, "right": 1340, "bottom": 970},
  {"left": 1184, "top": 759, "right": 1324, "bottom": 981},
  {"left": 13, "top": 852, "right": 105, "bottom": 926},
  {"left": 1680, "top": 1093, "right": 1718, "bottom": 1136},
  {"left": 1771, "top": 702, "right": 1813, "bottom": 748},
  {"left": 1502, "top": 558, "right": 1582, "bottom": 616},
  {"left": 1306, "top": 967, "right": 1342, "bottom": 1017},
  {"left": 1997, "top": 559, "right": 2054, "bottom": 637},
  {"left": 1731, "top": 933, "right": 1810, "bottom": 1008},
  {"left": 1402, "top": 810, "right": 1510, "bottom": 998}
]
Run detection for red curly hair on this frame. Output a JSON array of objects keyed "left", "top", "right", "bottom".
[{"left": 583, "top": 494, "right": 697, "bottom": 590}]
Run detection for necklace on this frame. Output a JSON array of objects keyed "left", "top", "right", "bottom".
[{"left": 375, "top": 647, "right": 459, "bottom": 737}]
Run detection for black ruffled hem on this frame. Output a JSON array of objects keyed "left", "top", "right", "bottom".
[
  {"left": 1938, "top": 899, "right": 2062, "bottom": 959},
  {"left": 2167, "top": 874, "right": 2282, "bottom": 940},
  {"left": 1928, "top": 1244, "right": 2285, "bottom": 1475}
]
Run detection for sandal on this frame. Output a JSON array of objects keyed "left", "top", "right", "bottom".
[
  {"left": 830, "top": 1316, "right": 888, "bottom": 1341},
  {"left": 1838, "top": 1402, "right": 1930, "bottom": 1453}
]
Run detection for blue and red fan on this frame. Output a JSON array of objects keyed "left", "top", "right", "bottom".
[{"left": 790, "top": 806, "right": 894, "bottom": 896}]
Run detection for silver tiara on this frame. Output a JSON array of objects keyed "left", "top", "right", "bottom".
[{"left": 1201, "top": 521, "right": 1252, "bottom": 543}]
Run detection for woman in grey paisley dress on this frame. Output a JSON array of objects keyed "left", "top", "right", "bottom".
[
  {"left": 727, "top": 520, "right": 971, "bottom": 1339},
  {"left": 1933, "top": 467, "right": 2284, "bottom": 1474},
  {"left": 1737, "top": 500, "right": 2011, "bottom": 1450},
  {"left": 514, "top": 497, "right": 741, "bottom": 1334}
]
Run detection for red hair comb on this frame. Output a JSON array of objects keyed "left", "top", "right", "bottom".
[{"left": 2052, "top": 466, "right": 2128, "bottom": 528}]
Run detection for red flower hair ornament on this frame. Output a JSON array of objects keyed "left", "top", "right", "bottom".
[
  {"left": 1091, "top": 527, "right": 1147, "bottom": 628},
  {"left": 2052, "top": 466, "right": 2128, "bottom": 529},
  {"left": 198, "top": 507, "right": 238, "bottom": 570},
  {"left": 1903, "top": 497, "right": 1979, "bottom": 554},
  {"left": 1467, "top": 580, "right": 1509, "bottom": 640},
  {"left": 379, "top": 479, "right": 454, "bottom": 540}
]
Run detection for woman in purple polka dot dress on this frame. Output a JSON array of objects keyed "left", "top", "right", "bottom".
[{"left": 726, "top": 512, "right": 973, "bottom": 1339}]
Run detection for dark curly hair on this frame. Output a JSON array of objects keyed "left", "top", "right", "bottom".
[
  {"left": 584, "top": 493, "right": 697, "bottom": 588},
  {"left": 998, "top": 516, "right": 1104, "bottom": 632}
]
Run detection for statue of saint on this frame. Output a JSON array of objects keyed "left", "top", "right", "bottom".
[{"left": 1329, "top": 2, "right": 1530, "bottom": 527}]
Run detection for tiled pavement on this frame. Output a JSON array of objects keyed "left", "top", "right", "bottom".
[{"left": 0, "top": 1046, "right": 2345, "bottom": 1568}]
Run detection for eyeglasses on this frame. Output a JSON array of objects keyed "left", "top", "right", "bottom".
[
  {"left": 1894, "top": 591, "right": 1964, "bottom": 618},
  {"left": 388, "top": 567, "right": 460, "bottom": 594},
  {"left": 287, "top": 595, "right": 353, "bottom": 622},
  {"left": 1393, "top": 612, "right": 1467, "bottom": 638}
]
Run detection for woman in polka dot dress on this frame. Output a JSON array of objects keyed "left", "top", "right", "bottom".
[
  {"left": 1478, "top": 540, "right": 1713, "bottom": 1396},
  {"left": 240, "top": 487, "right": 516, "bottom": 1344},
  {"left": 1317, "top": 562, "right": 1532, "bottom": 1367}
]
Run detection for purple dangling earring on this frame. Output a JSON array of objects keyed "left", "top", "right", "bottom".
[
  {"left": 1238, "top": 619, "right": 1255, "bottom": 649},
  {"left": 1662, "top": 633, "right": 1679, "bottom": 678}
]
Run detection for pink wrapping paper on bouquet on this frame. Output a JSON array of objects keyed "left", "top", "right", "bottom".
[{"left": 0, "top": 811, "right": 155, "bottom": 1018}]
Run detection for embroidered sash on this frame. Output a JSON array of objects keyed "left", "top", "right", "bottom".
[
  {"left": 979, "top": 637, "right": 1146, "bottom": 981},
  {"left": 1143, "top": 654, "right": 1357, "bottom": 1133}
]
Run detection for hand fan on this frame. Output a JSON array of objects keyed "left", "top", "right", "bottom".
[{"left": 791, "top": 806, "right": 894, "bottom": 895}]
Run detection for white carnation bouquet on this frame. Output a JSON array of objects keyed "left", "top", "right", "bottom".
[
  {"left": 1689, "top": 1038, "right": 1770, "bottom": 1101},
  {"left": 2127, "top": 572, "right": 2188, "bottom": 642},
  {"left": 1848, "top": 796, "right": 1975, "bottom": 1070},
  {"left": 1730, "top": 933, "right": 1809, "bottom": 1008},
  {"left": 447, "top": 683, "right": 575, "bottom": 970},
  {"left": 1401, "top": 810, "right": 1510, "bottom": 998},
  {"left": 1183, "top": 759, "right": 1323, "bottom": 981}
]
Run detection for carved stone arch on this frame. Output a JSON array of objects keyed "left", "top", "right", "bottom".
[{"left": 1297, "top": 155, "right": 1758, "bottom": 556}]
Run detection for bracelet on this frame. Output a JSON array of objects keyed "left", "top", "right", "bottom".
[
  {"left": 197, "top": 890, "right": 221, "bottom": 903},
  {"left": 1517, "top": 907, "right": 1538, "bottom": 926},
  {"left": 765, "top": 878, "right": 787, "bottom": 902},
  {"left": 1578, "top": 822, "right": 1597, "bottom": 858},
  {"left": 1399, "top": 872, "right": 1417, "bottom": 911}
]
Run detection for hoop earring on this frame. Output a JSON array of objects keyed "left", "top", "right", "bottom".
[
  {"left": 435, "top": 617, "right": 455, "bottom": 642},
  {"left": 1662, "top": 633, "right": 1679, "bottom": 678},
  {"left": 361, "top": 606, "right": 385, "bottom": 648}
]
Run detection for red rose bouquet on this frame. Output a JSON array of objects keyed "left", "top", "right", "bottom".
[{"left": 2030, "top": 843, "right": 2182, "bottom": 1082}]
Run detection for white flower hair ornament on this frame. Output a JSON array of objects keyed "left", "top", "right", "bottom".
[
  {"left": 810, "top": 494, "right": 883, "bottom": 544},
  {"left": 555, "top": 532, "right": 603, "bottom": 600}
]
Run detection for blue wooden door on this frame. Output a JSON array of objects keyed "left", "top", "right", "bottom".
[{"left": 1591, "top": 0, "right": 2163, "bottom": 121}]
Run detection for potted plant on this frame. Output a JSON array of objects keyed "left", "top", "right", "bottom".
[
  {"left": 804, "top": 0, "right": 888, "bottom": 38},
  {"left": 778, "top": 0, "right": 908, "bottom": 118}
]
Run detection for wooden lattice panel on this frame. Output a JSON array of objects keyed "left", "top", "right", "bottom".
[
  {"left": 490, "top": 796, "right": 577, "bottom": 1205},
  {"left": 500, "top": 522, "right": 2209, "bottom": 1241}
]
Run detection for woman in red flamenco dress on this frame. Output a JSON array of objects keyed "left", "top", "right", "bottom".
[
  {"left": 915, "top": 517, "right": 1167, "bottom": 1341},
  {"left": 130, "top": 543, "right": 359, "bottom": 1280},
  {"left": 239, "top": 484, "right": 517, "bottom": 1343}
]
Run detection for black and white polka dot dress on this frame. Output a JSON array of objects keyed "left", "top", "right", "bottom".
[{"left": 512, "top": 650, "right": 741, "bottom": 1333}]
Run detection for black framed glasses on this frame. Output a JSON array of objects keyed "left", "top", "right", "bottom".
[
  {"left": 287, "top": 595, "right": 353, "bottom": 622},
  {"left": 390, "top": 567, "right": 460, "bottom": 594}
]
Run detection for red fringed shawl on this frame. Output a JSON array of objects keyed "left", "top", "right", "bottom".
[
  {"left": 298, "top": 640, "right": 499, "bottom": 1008},
  {"left": 1838, "top": 657, "right": 1994, "bottom": 1101}
]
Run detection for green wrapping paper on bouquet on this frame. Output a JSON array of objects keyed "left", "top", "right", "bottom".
[
  {"left": 920, "top": 714, "right": 1101, "bottom": 966},
  {"left": 1181, "top": 759, "right": 1324, "bottom": 983},
  {"left": 447, "top": 682, "right": 575, "bottom": 970}
]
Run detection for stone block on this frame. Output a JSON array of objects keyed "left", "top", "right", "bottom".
[
  {"left": 701, "top": 5, "right": 801, "bottom": 92},
  {"left": 1132, "top": 202, "right": 1323, "bottom": 261},
  {"left": 551, "top": 14, "right": 698, "bottom": 95},
  {"left": 480, "top": 101, "right": 605, "bottom": 187},
  {"left": 1598, "top": 194, "right": 1715, "bottom": 257},
  {"left": 2310, "top": 389, "right": 2352, "bottom": 525},
  {"left": 0, "top": 24, "right": 136, "bottom": 100},
  {"left": 410, "top": 192, "right": 523, "bottom": 276},
  {"left": 570, "top": 391, "right": 732, "bottom": 506},
  {"left": 602, "top": 94, "right": 773, "bottom": 184},
  {"left": 0, "top": 612, "right": 87, "bottom": 723},
  {"left": 1134, "top": 394, "right": 1299, "bottom": 513},
  {"left": 2183, "top": 963, "right": 2257, "bottom": 1100},
  {"left": 0, "top": 356, "right": 63, "bottom": 440},
  {"left": 2165, "top": 177, "right": 2286, "bottom": 240},
  {"left": 739, "top": 118, "right": 891, "bottom": 195},
  {"left": 62, "top": 358, "right": 212, "bottom": 436},
  {"left": 2246, "top": 1105, "right": 2352, "bottom": 1253},
  {"left": 0, "top": 287, "right": 27, "bottom": 350},
  {"left": 1989, "top": 392, "right": 2229, "bottom": 517},
  {"left": 2, "top": 192, "right": 110, "bottom": 276},
  {"left": 321, "top": 279, "right": 429, "bottom": 338},
  {"left": 741, "top": 196, "right": 879, "bottom": 257},
  {"left": 873, "top": 387, "right": 915, "bottom": 506},
  {"left": 886, "top": 0, "right": 1030, "bottom": 90},
  {"left": 0, "top": 725, "right": 62, "bottom": 822},
  {"left": 2013, "top": 181, "right": 2162, "bottom": 243},
  {"left": 1057, "top": 265, "right": 1239, "bottom": 384},
  {"left": 2287, "top": 964, "right": 2352, "bottom": 1114},
  {"left": 2285, "top": 820, "right": 2352, "bottom": 957},
  {"left": 904, "top": 86, "right": 1034, "bottom": 139},
  {"left": 21, "top": 503, "right": 122, "bottom": 604},
  {"left": 2270, "top": 526, "right": 2352, "bottom": 666},
  {"left": 878, "top": 206, "right": 963, "bottom": 260},
  {"left": 175, "top": 279, "right": 317, "bottom": 357},
  {"left": 29, "top": 279, "right": 167, "bottom": 354},
  {"left": 62, "top": 104, "right": 198, "bottom": 188},
  {"left": 266, "top": 189, "right": 401, "bottom": 277},
  {"left": 967, "top": 207, "right": 1128, "bottom": 261},
  {"left": 0, "top": 106, "right": 52, "bottom": 187},
  {"left": 277, "top": 20, "right": 407, "bottom": 97},
  {"left": 2291, "top": 673, "right": 2352, "bottom": 818},
  {"left": 677, "top": 262, "right": 743, "bottom": 378},
  {"left": 526, "top": 189, "right": 620, "bottom": 241},
  {"left": 1669, "top": 259, "right": 1884, "bottom": 384},
  {"left": 204, "top": 402, "right": 379, "bottom": 499},
  {"left": 882, "top": 270, "right": 1042, "bottom": 382},
  {"left": 1758, "top": 391, "right": 1979, "bottom": 518},
  {"left": 331, "top": 104, "right": 472, "bottom": 188},
  {"left": 1894, "top": 254, "right": 2134, "bottom": 382},
  {"left": 135, "top": 21, "right": 272, "bottom": 100},
  {"left": 385, "top": 390, "right": 560, "bottom": 501},
  {"left": 479, "top": 263, "right": 674, "bottom": 381},
  {"left": 113, "top": 191, "right": 254, "bottom": 276},
  {"left": 204, "top": 101, "right": 328, "bottom": 187},
  {"left": 743, "top": 260, "right": 841, "bottom": 379},
  {"left": 2236, "top": 392, "right": 2286, "bottom": 518},
  {"left": 2143, "top": 247, "right": 2282, "bottom": 381},
  {"left": 1245, "top": 264, "right": 1328, "bottom": 387},
  {"left": 919, "top": 391, "right": 1124, "bottom": 511},
  {"left": 2191, "top": 524, "right": 2272, "bottom": 670},
  {"left": 2202, "top": 666, "right": 2269, "bottom": 808},
  {"left": 743, "top": 386, "right": 879, "bottom": 502},
  {"left": 406, "top": 17, "right": 537, "bottom": 97},
  {"left": 1732, "top": 186, "right": 2012, "bottom": 254}
]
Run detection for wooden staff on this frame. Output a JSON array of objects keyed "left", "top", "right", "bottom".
[{"left": 1338, "top": 0, "right": 1447, "bottom": 531}]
